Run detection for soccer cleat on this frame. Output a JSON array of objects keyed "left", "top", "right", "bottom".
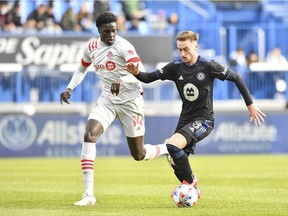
[
  {"left": 74, "top": 193, "right": 96, "bottom": 206},
  {"left": 182, "top": 175, "right": 198, "bottom": 187},
  {"left": 166, "top": 154, "right": 175, "bottom": 167},
  {"left": 170, "top": 178, "right": 201, "bottom": 199},
  {"left": 182, "top": 176, "right": 201, "bottom": 199},
  {"left": 191, "top": 175, "right": 198, "bottom": 187}
]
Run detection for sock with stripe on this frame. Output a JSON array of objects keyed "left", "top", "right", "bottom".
[
  {"left": 166, "top": 144, "right": 193, "bottom": 184},
  {"left": 80, "top": 142, "right": 96, "bottom": 196},
  {"left": 143, "top": 144, "right": 168, "bottom": 160}
]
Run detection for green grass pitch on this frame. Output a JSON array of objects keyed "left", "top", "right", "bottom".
[{"left": 0, "top": 155, "right": 287, "bottom": 216}]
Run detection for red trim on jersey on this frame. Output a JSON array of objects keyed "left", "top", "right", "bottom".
[
  {"left": 88, "top": 38, "right": 98, "bottom": 52},
  {"left": 127, "top": 57, "right": 141, "bottom": 63},
  {"left": 91, "top": 39, "right": 97, "bottom": 50},
  {"left": 81, "top": 58, "right": 91, "bottom": 67}
]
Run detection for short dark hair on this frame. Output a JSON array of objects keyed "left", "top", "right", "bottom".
[{"left": 96, "top": 12, "right": 117, "bottom": 28}]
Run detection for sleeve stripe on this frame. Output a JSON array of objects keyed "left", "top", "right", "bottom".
[
  {"left": 88, "top": 41, "right": 92, "bottom": 52},
  {"left": 155, "top": 69, "right": 161, "bottom": 79},
  {"left": 225, "top": 68, "right": 232, "bottom": 80},
  {"left": 88, "top": 38, "right": 98, "bottom": 52},
  {"left": 92, "top": 39, "right": 97, "bottom": 50},
  {"left": 127, "top": 57, "right": 141, "bottom": 63},
  {"left": 81, "top": 58, "right": 91, "bottom": 67}
]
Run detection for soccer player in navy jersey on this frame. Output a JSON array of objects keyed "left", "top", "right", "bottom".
[
  {"left": 124, "top": 31, "right": 266, "bottom": 197},
  {"left": 60, "top": 12, "right": 168, "bottom": 206}
]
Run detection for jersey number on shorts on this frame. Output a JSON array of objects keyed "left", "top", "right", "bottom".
[{"left": 132, "top": 115, "right": 143, "bottom": 131}]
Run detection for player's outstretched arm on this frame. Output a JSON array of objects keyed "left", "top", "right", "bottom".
[
  {"left": 247, "top": 104, "right": 266, "bottom": 126},
  {"left": 225, "top": 70, "right": 266, "bottom": 126}
]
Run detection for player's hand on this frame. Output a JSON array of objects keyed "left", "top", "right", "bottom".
[
  {"left": 110, "top": 79, "right": 124, "bottom": 96},
  {"left": 60, "top": 89, "right": 72, "bottom": 104},
  {"left": 247, "top": 104, "right": 266, "bottom": 126},
  {"left": 124, "top": 62, "right": 140, "bottom": 75}
]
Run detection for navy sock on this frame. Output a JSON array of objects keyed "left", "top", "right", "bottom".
[{"left": 166, "top": 144, "right": 193, "bottom": 184}]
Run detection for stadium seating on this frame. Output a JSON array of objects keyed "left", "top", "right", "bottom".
[{"left": 0, "top": 0, "right": 288, "bottom": 103}]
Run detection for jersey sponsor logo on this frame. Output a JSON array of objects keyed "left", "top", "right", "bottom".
[
  {"left": 197, "top": 72, "right": 205, "bottom": 80},
  {"left": 106, "top": 61, "right": 116, "bottom": 71},
  {"left": 95, "top": 61, "right": 116, "bottom": 71},
  {"left": 183, "top": 83, "right": 199, "bottom": 101},
  {"left": 0, "top": 115, "right": 37, "bottom": 151},
  {"left": 95, "top": 64, "right": 105, "bottom": 70},
  {"left": 179, "top": 75, "right": 184, "bottom": 80}
]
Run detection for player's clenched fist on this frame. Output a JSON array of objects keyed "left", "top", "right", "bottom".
[
  {"left": 60, "top": 88, "right": 72, "bottom": 104},
  {"left": 110, "top": 80, "right": 124, "bottom": 96}
]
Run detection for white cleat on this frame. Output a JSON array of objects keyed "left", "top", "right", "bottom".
[{"left": 74, "top": 193, "right": 96, "bottom": 206}]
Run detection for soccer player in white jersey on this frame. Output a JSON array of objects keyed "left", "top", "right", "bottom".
[{"left": 60, "top": 12, "right": 168, "bottom": 206}]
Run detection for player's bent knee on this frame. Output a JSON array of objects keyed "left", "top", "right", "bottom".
[
  {"left": 84, "top": 132, "right": 99, "bottom": 143},
  {"left": 131, "top": 152, "right": 145, "bottom": 161},
  {"left": 165, "top": 138, "right": 176, "bottom": 145}
]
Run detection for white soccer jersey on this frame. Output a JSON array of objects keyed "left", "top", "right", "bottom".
[{"left": 82, "top": 35, "right": 144, "bottom": 104}]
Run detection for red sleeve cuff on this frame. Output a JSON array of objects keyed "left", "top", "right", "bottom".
[
  {"left": 81, "top": 58, "right": 91, "bottom": 67},
  {"left": 127, "top": 57, "right": 141, "bottom": 63}
]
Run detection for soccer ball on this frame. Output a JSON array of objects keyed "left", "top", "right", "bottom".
[{"left": 171, "top": 184, "right": 198, "bottom": 207}]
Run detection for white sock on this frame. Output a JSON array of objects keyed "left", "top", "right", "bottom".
[
  {"left": 143, "top": 144, "right": 168, "bottom": 160},
  {"left": 80, "top": 142, "right": 96, "bottom": 196}
]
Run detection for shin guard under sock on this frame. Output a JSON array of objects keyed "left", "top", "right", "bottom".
[{"left": 166, "top": 144, "right": 193, "bottom": 184}]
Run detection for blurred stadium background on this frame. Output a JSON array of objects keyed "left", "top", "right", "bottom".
[{"left": 0, "top": 0, "right": 288, "bottom": 157}]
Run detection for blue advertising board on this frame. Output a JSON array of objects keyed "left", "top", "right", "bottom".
[{"left": 0, "top": 112, "right": 287, "bottom": 157}]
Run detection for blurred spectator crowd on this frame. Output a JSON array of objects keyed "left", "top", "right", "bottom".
[
  {"left": 228, "top": 47, "right": 288, "bottom": 100},
  {"left": 0, "top": 0, "right": 179, "bottom": 35}
]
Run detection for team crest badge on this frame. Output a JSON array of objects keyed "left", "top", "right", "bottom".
[
  {"left": 107, "top": 51, "right": 114, "bottom": 58},
  {"left": 197, "top": 72, "right": 205, "bottom": 80}
]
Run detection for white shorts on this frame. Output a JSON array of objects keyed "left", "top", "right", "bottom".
[{"left": 88, "top": 95, "right": 145, "bottom": 137}]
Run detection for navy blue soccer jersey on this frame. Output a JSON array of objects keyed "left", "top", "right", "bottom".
[{"left": 155, "top": 56, "right": 230, "bottom": 122}]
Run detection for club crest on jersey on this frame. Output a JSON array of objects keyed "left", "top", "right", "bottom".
[
  {"left": 106, "top": 51, "right": 114, "bottom": 58},
  {"left": 197, "top": 72, "right": 205, "bottom": 81},
  {"left": 183, "top": 83, "right": 199, "bottom": 101}
]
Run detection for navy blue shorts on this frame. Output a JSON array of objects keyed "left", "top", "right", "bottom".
[{"left": 177, "top": 119, "right": 214, "bottom": 154}]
